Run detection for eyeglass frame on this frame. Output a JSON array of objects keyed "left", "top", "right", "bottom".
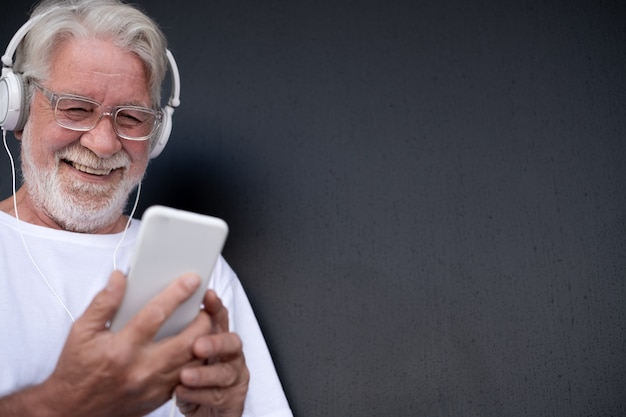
[{"left": 31, "top": 81, "right": 163, "bottom": 141}]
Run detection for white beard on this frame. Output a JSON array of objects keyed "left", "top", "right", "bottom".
[{"left": 20, "top": 133, "right": 143, "bottom": 233}]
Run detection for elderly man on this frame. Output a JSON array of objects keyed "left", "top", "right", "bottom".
[{"left": 0, "top": 1, "right": 292, "bottom": 416}]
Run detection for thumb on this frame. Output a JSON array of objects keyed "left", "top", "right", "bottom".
[{"left": 75, "top": 270, "right": 127, "bottom": 332}]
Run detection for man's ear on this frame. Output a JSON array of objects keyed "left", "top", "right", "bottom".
[{"left": 14, "top": 130, "right": 23, "bottom": 140}]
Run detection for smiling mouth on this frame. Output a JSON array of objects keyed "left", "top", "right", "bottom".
[{"left": 65, "top": 160, "right": 119, "bottom": 176}]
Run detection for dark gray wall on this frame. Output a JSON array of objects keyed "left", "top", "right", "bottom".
[{"left": 2, "top": 1, "right": 625, "bottom": 416}]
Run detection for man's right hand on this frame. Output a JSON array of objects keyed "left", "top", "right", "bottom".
[{"left": 0, "top": 270, "right": 212, "bottom": 417}]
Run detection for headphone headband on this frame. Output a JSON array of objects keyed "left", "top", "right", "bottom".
[
  {"left": 1, "top": 10, "right": 47, "bottom": 73},
  {"left": 0, "top": 11, "right": 180, "bottom": 159}
]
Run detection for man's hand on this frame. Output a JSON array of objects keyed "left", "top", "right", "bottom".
[
  {"left": 174, "top": 290, "right": 250, "bottom": 417},
  {"left": 41, "top": 270, "right": 211, "bottom": 417}
]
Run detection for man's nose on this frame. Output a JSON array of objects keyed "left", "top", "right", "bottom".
[{"left": 78, "top": 114, "right": 122, "bottom": 159}]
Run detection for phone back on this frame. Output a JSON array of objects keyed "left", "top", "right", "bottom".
[{"left": 110, "top": 205, "right": 228, "bottom": 340}]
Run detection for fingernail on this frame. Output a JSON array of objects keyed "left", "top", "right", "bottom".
[
  {"left": 183, "top": 274, "right": 201, "bottom": 290},
  {"left": 199, "top": 338, "right": 213, "bottom": 356},
  {"left": 181, "top": 368, "right": 200, "bottom": 384},
  {"left": 106, "top": 272, "right": 123, "bottom": 292}
]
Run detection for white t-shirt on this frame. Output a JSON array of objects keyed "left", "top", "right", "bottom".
[{"left": 0, "top": 210, "right": 292, "bottom": 417}]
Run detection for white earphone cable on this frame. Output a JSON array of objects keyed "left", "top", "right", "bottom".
[
  {"left": 113, "top": 181, "right": 141, "bottom": 270},
  {"left": 168, "top": 392, "right": 178, "bottom": 417},
  {"left": 3, "top": 129, "right": 76, "bottom": 322}
]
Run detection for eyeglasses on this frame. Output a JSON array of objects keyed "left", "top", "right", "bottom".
[{"left": 32, "top": 81, "right": 162, "bottom": 141}]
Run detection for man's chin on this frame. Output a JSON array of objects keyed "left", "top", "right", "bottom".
[
  {"left": 37, "top": 182, "right": 134, "bottom": 233},
  {"left": 45, "top": 201, "right": 126, "bottom": 233}
]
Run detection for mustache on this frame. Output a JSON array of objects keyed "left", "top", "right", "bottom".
[{"left": 56, "top": 143, "right": 131, "bottom": 171}]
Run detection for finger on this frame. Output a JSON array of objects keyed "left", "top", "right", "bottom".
[
  {"left": 179, "top": 359, "right": 244, "bottom": 388},
  {"left": 191, "top": 332, "right": 243, "bottom": 365},
  {"left": 175, "top": 385, "right": 247, "bottom": 416},
  {"left": 203, "top": 290, "right": 230, "bottom": 333},
  {"left": 175, "top": 398, "right": 199, "bottom": 415},
  {"left": 175, "top": 360, "right": 249, "bottom": 409},
  {"left": 75, "top": 270, "right": 126, "bottom": 333},
  {"left": 120, "top": 273, "right": 201, "bottom": 343}
]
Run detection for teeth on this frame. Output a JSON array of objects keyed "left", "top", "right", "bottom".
[{"left": 71, "top": 161, "right": 114, "bottom": 176}]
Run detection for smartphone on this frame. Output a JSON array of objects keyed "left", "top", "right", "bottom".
[{"left": 109, "top": 205, "right": 228, "bottom": 341}]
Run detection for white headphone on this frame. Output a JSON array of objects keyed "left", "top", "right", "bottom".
[{"left": 0, "top": 12, "right": 181, "bottom": 159}]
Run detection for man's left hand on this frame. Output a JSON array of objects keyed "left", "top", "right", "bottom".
[{"left": 175, "top": 290, "right": 250, "bottom": 417}]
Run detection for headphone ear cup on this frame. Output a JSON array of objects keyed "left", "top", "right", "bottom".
[
  {"left": 0, "top": 71, "right": 28, "bottom": 131},
  {"left": 149, "top": 104, "right": 173, "bottom": 159}
]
